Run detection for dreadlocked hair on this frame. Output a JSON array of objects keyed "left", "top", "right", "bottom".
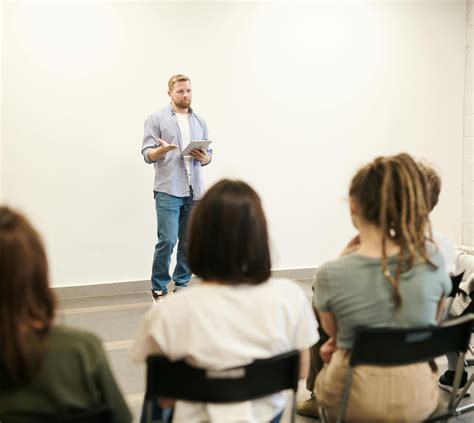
[{"left": 349, "top": 153, "right": 436, "bottom": 311}]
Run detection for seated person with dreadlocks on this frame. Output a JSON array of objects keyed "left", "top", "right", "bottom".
[
  {"left": 297, "top": 158, "right": 457, "bottom": 419},
  {"left": 312, "top": 153, "right": 451, "bottom": 422}
]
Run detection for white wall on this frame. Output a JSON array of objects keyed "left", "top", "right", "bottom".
[
  {"left": 464, "top": 0, "right": 474, "bottom": 247},
  {"left": 3, "top": 1, "right": 466, "bottom": 287}
]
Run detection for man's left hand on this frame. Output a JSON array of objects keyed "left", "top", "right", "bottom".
[{"left": 190, "top": 148, "right": 211, "bottom": 165}]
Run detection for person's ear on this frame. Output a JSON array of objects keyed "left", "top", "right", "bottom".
[
  {"left": 349, "top": 196, "right": 359, "bottom": 215},
  {"left": 349, "top": 196, "right": 361, "bottom": 230}
]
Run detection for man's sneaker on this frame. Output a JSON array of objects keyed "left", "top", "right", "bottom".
[
  {"left": 151, "top": 290, "right": 167, "bottom": 303},
  {"left": 296, "top": 394, "right": 319, "bottom": 418},
  {"left": 438, "top": 370, "right": 471, "bottom": 396}
]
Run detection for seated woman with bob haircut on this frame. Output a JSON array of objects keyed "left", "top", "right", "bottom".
[
  {"left": 313, "top": 153, "right": 451, "bottom": 422},
  {"left": 0, "top": 207, "right": 131, "bottom": 423},
  {"left": 131, "top": 179, "right": 319, "bottom": 423}
]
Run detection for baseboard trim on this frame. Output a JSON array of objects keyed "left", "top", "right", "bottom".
[
  {"left": 53, "top": 267, "right": 318, "bottom": 299},
  {"left": 273, "top": 267, "right": 317, "bottom": 281}
]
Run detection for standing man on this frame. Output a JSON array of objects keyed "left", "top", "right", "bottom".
[{"left": 142, "top": 74, "right": 212, "bottom": 301}]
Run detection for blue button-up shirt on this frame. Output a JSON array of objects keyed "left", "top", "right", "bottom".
[{"left": 142, "top": 104, "right": 212, "bottom": 199}]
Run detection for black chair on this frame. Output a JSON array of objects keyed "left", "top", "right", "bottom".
[
  {"left": 145, "top": 350, "right": 300, "bottom": 423},
  {"left": 440, "top": 272, "right": 474, "bottom": 415},
  {"left": 440, "top": 273, "right": 465, "bottom": 322},
  {"left": 319, "top": 315, "right": 474, "bottom": 423},
  {"left": 66, "top": 405, "right": 114, "bottom": 423}
]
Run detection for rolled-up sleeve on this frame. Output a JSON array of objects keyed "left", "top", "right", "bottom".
[
  {"left": 202, "top": 119, "right": 214, "bottom": 164},
  {"left": 313, "top": 266, "right": 332, "bottom": 312},
  {"left": 293, "top": 289, "right": 320, "bottom": 349},
  {"left": 142, "top": 116, "right": 160, "bottom": 163}
]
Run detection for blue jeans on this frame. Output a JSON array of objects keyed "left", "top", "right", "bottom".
[
  {"left": 140, "top": 399, "right": 173, "bottom": 423},
  {"left": 151, "top": 190, "right": 196, "bottom": 293}
]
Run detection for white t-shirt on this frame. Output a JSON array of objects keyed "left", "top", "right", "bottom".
[
  {"left": 175, "top": 112, "right": 192, "bottom": 184},
  {"left": 130, "top": 278, "right": 319, "bottom": 422}
]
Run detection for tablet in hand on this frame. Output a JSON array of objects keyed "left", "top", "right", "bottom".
[{"left": 181, "top": 140, "right": 212, "bottom": 156}]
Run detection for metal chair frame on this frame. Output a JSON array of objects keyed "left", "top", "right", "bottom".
[
  {"left": 319, "top": 315, "right": 474, "bottom": 423},
  {"left": 145, "top": 350, "right": 301, "bottom": 423}
]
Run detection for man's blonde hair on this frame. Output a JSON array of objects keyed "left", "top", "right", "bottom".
[{"left": 168, "top": 74, "right": 190, "bottom": 91}]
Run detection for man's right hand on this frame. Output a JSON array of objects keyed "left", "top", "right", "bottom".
[
  {"left": 148, "top": 138, "right": 178, "bottom": 161},
  {"left": 158, "top": 138, "right": 178, "bottom": 153}
]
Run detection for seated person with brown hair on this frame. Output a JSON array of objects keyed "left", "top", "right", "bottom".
[
  {"left": 0, "top": 207, "right": 131, "bottom": 423},
  {"left": 131, "top": 179, "right": 319, "bottom": 423}
]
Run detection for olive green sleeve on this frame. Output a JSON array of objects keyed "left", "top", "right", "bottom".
[{"left": 92, "top": 346, "right": 133, "bottom": 423}]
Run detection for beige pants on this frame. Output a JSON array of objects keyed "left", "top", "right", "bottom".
[{"left": 315, "top": 349, "right": 439, "bottom": 422}]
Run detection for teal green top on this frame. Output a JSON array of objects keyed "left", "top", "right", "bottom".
[
  {"left": 0, "top": 325, "right": 131, "bottom": 423},
  {"left": 313, "top": 246, "right": 451, "bottom": 349}
]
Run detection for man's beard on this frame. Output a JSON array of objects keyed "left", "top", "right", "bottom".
[{"left": 176, "top": 99, "right": 191, "bottom": 108}]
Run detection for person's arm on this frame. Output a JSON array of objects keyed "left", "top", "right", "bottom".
[
  {"left": 92, "top": 344, "right": 132, "bottom": 423},
  {"left": 318, "top": 311, "right": 337, "bottom": 338},
  {"left": 129, "top": 308, "right": 166, "bottom": 364},
  {"left": 142, "top": 116, "right": 177, "bottom": 163},
  {"left": 313, "top": 268, "right": 337, "bottom": 338},
  {"left": 437, "top": 269, "right": 455, "bottom": 322},
  {"left": 147, "top": 138, "right": 178, "bottom": 161},
  {"left": 318, "top": 311, "right": 338, "bottom": 364},
  {"left": 299, "top": 349, "right": 310, "bottom": 379},
  {"left": 437, "top": 297, "right": 447, "bottom": 322}
]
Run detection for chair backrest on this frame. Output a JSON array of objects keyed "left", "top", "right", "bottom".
[
  {"left": 350, "top": 314, "right": 474, "bottom": 367},
  {"left": 449, "top": 272, "right": 465, "bottom": 297},
  {"left": 145, "top": 350, "right": 300, "bottom": 403}
]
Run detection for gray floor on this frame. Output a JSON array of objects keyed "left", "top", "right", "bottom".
[{"left": 57, "top": 280, "right": 474, "bottom": 422}]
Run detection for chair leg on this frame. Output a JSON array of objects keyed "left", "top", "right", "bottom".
[
  {"left": 319, "top": 405, "right": 329, "bottom": 423},
  {"left": 454, "top": 403, "right": 474, "bottom": 416},
  {"left": 448, "top": 353, "right": 466, "bottom": 412},
  {"left": 453, "top": 374, "right": 474, "bottom": 410},
  {"left": 291, "top": 390, "right": 296, "bottom": 423},
  {"left": 146, "top": 399, "right": 152, "bottom": 423}
]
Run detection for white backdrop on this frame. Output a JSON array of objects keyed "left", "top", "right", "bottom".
[{"left": 2, "top": 1, "right": 466, "bottom": 287}]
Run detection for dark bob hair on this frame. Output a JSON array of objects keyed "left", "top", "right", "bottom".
[{"left": 188, "top": 179, "right": 271, "bottom": 285}]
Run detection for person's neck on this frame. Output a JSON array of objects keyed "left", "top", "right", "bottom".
[{"left": 356, "top": 223, "right": 400, "bottom": 258}]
